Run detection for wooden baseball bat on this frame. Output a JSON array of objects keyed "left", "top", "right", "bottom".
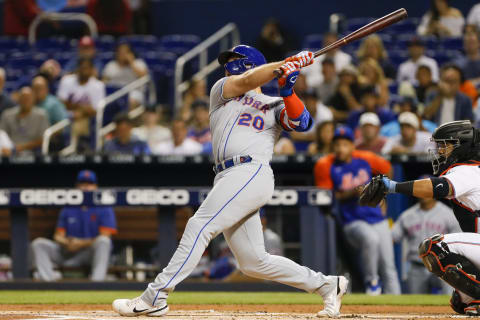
[{"left": 274, "top": 8, "right": 408, "bottom": 77}]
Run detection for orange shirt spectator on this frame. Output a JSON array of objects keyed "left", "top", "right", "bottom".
[
  {"left": 460, "top": 80, "right": 478, "bottom": 104},
  {"left": 314, "top": 149, "right": 392, "bottom": 190}
]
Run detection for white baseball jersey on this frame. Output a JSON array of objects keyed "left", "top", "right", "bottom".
[
  {"left": 443, "top": 164, "right": 480, "bottom": 211},
  {"left": 209, "top": 77, "right": 293, "bottom": 165}
]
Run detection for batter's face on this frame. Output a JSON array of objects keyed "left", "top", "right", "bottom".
[{"left": 333, "top": 138, "right": 354, "bottom": 162}]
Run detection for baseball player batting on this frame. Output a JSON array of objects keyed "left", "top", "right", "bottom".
[
  {"left": 360, "top": 120, "right": 480, "bottom": 315},
  {"left": 112, "top": 46, "right": 348, "bottom": 317}
]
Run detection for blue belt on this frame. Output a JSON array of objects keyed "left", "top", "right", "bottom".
[{"left": 214, "top": 155, "right": 252, "bottom": 174}]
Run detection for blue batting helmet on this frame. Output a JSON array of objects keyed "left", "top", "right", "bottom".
[{"left": 217, "top": 45, "right": 266, "bottom": 75}]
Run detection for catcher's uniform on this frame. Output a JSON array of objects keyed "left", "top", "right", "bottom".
[
  {"left": 440, "top": 160, "right": 480, "bottom": 232},
  {"left": 141, "top": 77, "right": 334, "bottom": 305}
]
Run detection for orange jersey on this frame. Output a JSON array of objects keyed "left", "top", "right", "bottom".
[{"left": 314, "top": 150, "right": 392, "bottom": 190}]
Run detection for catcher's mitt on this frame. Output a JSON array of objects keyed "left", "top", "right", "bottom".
[{"left": 359, "top": 175, "right": 388, "bottom": 207}]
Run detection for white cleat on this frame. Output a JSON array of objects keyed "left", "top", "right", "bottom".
[
  {"left": 112, "top": 296, "right": 169, "bottom": 317},
  {"left": 317, "top": 276, "right": 349, "bottom": 318}
]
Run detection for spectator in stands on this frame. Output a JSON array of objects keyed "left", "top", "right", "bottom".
[
  {"left": 103, "top": 112, "right": 150, "bottom": 155},
  {"left": 392, "top": 176, "right": 460, "bottom": 294},
  {"left": 355, "top": 113, "right": 386, "bottom": 154},
  {"left": 302, "top": 32, "right": 352, "bottom": 88},
  {"left": 415, "top": 65, "right": 438, "bottom": 105},
  {"left": 417, "top": 0, "right": 465, "bottom": 37},
  {"left": 316, "top": 58, "right": 338, "bottom": 105},
  {"left": 327, "top": 64, "right": 362, "bottom": 122},
  {"left": 31, "top": 170, "right": 116, "bottom": 281},
  {"left": 152, "top": 118, "right": 203, "bottom": 155},
  {"left": 454, "top": 29, "right": 480, "bottom": 83},
  {"left": 180, "top": 79, "right": 208, "bottom": 122},
  {"left": 423, "top": 64, "right": 474, "bottom": 125},
  {"left": 356, "top": 35, "right": 396, "bottom": 80},
  {"left": 57, "top": 58, "right": 105, "bottom": 151},
  {"left": 273, "top": 136, "right": 296, "bottom": 155},
  {"left": 381, "top": 96, "right": 437, "bottom": 137},
  {"left": 0, "top": 68, "right": 15, "bottom": 117},
  {"left": 32, "top": 75, "right": 67, "bottom": 126},
  {"left": 64, "top": 36, "right": 103, "bottom": 76},
  {"left": 187, "top": 99, "right": 212, "bottom": 154},
  {"left": 290, "top": 88, "right": 333, "bottom": 142},
  {"left": 357, "top": 58, "right": 390, "bottom": 106},
  {"left": 0, "top": 129, "right": 13, "bottom": 156},
  {"left": 346, "top": 86, "right": 396, "bottom": 130},
  {"left": 3, "top": 0, "right": 40, "bottom": 36},
  {"left": 255, "top": 18, "right": 293, "bottom": 63},
  {"left": 0, "top": 87, "right": 48, "bottom": 155},
  {"left": 307, "top": 120, "right": 334, "bottom": 155},
  {"left": 381, "top": 112, "right": 433, "bottom": 155},
  {"left": 397, "top": 38, "right": 439, "bottom": 85},
  {"left": 102, "top": 43, "right": 148, "bottom": 108},
  {"left": 132, "top": 107, "right": 171, "bottom": 151},
  {"left": 314, "top": 126, "right": 400, "bottom": 295},
  {"left": 87, "top": 0, "right": 132, "bottom": 36},
  {"left": 467, "top": 3, "right": 480, "bottom": 31}
]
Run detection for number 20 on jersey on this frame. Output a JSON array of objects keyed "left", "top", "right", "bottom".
[{"left": 237, "top": 113, "right": 264, "bottom": 130}]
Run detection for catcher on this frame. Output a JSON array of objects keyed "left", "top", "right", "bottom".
[{"left": 360, "top": 120, "right": 480, "bottom": 315}]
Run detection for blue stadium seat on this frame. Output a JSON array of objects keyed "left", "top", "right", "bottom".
[
  {"left": 389, "top": 50, "right": 409, "bottom": 67},
  {"left": 33, "top": 37, "right": 70, "bottom": 53},
  {"left": 158, "top": 34, "right": 201, "bottom": 56},
  {"left": 96, "top": 35, "right": 115, "bottom": 51},
  {"left": 142, "top": 51, "right": 177, "bottom": 71},
  {"left": 0, "top": 36, "right": 28, "bottom": 53},
  {"left": 118, "top": 35, "right": 158, "bottom": 51},
  {"left": 346, "top": 17, "right": 375, "bottom": 33},
  {"left": 390, "top": 18, "right": 420, "bottom": 35},
  {"left": 303, "top": 34, "right": 323, "bottom": 50},
  {"left": 440, "top": 37, "right": 463, "bottom": 51}
]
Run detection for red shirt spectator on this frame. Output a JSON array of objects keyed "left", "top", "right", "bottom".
[
  {"left": 87, "top": 0, "right": 132, "bottom": 36},
  {"left": 4, "top": 0, "right": 40, "bottom": 36}
]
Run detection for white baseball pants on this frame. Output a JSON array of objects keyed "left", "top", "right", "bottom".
[{"left": 141, "top": 162, "right": 332, "bottom": 306}]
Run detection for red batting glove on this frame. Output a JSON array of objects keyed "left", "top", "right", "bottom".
[
  {"left": 277, "top": 61, "right": 299, "bottom": 92},
  {"left": 285, "top": 51, "right": 314, "bottom": 69}
]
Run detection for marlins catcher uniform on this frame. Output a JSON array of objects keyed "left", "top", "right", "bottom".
[
  {"left": 360, "top": 120, "right": 480, "bottom": 315},
  {"left": 112, "top": 45, "right": 348, "bottom": 317}
]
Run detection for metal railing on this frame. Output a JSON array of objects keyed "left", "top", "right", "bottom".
[
  {"left": 29, "top": 12, "right": 98, "bottom": 44},
  {"left": 174, "top": 23, "right": 240, "bottom": 111},
  {"left": 95, "top": 75, "right": 154, "bottom": 152},
  {"left": 98, "top": 105, "right": 146, "bottom": 141},
  {"left": 41, "top": 119, "right": 71, "bottom": 155}
]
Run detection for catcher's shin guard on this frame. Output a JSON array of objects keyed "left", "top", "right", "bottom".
[
  {"left": 450, "top": 290, "right": 467, "bottom": 315},
  {"left": 419, "top": 234, "right": 480, "bottom": 299}
]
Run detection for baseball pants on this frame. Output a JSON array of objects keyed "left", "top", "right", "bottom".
[
  {"left": 141, "top": 162, "right": 332, "bottom": 306},
  {"left": 31, "top": 235, "right": 111, "bottom": 281},
  {"left": 440, "top": 233, "right": 480, "bottom": 304},
  {"left": 407, "top": 262, "right": 451, "bottom": 294},
  {"left": 343, "top": 219, "right": 401, "bottom": 294}
]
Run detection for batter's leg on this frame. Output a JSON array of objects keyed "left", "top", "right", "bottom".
[
  {"left": 343, "top": 220, "right": 380, "bottom": 287},
  {"left": 374, "top": 220, "right": 401, "bottom": 294},
  {"left": 30, "top": 238, "right": 64, "bottom": 281},
  {"left": 223, "top": 211, "right": 348, "bottom": 317},
  {"left": 141, "top": 164, "right": 272, "bottom": 306}
]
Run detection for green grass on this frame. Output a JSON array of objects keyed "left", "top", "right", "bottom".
[{"left": 0, "top": 291, "right": 450, "bottom": 306}]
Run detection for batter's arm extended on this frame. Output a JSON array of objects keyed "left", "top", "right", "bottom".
[{"left": 222, "top": 61, "right": 284, "bottom": 99}]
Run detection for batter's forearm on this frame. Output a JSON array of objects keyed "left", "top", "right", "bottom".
[{"left": 223, "top": 61, "right": 284, "bottom": 98}]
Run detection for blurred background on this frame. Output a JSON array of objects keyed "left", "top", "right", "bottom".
[{"left": 0, "top": 0, "right": 478, "bottom": 295}]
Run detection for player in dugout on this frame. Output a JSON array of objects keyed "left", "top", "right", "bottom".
[
  {"left": 30, "top": 170, "right": 116, "bottom": 281},
  {"left": 359, "top": 120, "right": 480, "bottom": 315},
  {"left": 314, "top": 125, "right": 401, "bottom": 295}
]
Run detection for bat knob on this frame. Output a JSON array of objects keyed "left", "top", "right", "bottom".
[{"left": 273, "top": 69, "right": 284, "bottom": 78}]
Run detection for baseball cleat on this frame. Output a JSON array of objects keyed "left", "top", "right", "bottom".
[
  {"left": 465, "top": 301, "right": 480, "bottom": 316},
  {"left": 317, "top": 275, "right": 349, "bottom": 318},
  {"left": 112, "top": 296, "right": 169, "bottom": 317},
  {"left": 365, "top": 279, "right": 382, "bottom": 296}
]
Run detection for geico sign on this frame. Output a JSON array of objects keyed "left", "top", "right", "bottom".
[
  {"left": 126, "top": 189, "right": 189, "bottom": 205},
  {"left": 268, "top": 189, "right": 298, "bottom": 205},
  {"left": 20, "top": 189, "right": 83, "bottom": 205}
]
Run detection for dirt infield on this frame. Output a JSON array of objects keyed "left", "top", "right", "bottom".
[{"left": 0, "top": 304, "right": 468, "bottom": 320}]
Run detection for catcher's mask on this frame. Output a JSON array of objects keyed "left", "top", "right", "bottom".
[{"left": 428, "top": 120, "right": 476, "bottom": 175}]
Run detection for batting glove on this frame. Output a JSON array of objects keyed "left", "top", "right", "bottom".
[
  {"left": 382, "top": 176, "right": 397, "bottom": 194},
  {"left": 278, "top": 62, "right": 299, "bottom": 97},
  {"left": 285, "top": 51, "right": 314, "bottom": 69}
]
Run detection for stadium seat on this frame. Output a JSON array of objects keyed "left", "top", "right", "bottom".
[
  {"left": 440, "top": 37, "right": 463, "bottom": 51},
  {"left": 96, "top": 35, "right": 116, "bottom": 51},
  {"left": 303, "top": 34, "right": 323, "bottom": 50},
  {"left": 158, "top": 34, "right": 201, "bottom": 56},
  {"left": 118, "top": 35, "right": 158, "bottom": 51},
  {"left": 346, "top": 17, "right": 375, "bottom": 33}
]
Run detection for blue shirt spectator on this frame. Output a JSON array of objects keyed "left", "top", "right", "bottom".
[
  {"left": 187, "top": 99, "right": 212, "bottom": 154},
  {"left": 103, "top": 112, "right": 151, "bottom": 155},
  {"left": 453, "top": 30, "right": 480, "bottom": 81}
]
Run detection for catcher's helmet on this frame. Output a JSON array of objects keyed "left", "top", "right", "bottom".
[
  {"left": 217, "top": 45, "right": 266, "bottom": 75},
  {"left": 429, "top": 120, "right": 479, "bottom": 175}
]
